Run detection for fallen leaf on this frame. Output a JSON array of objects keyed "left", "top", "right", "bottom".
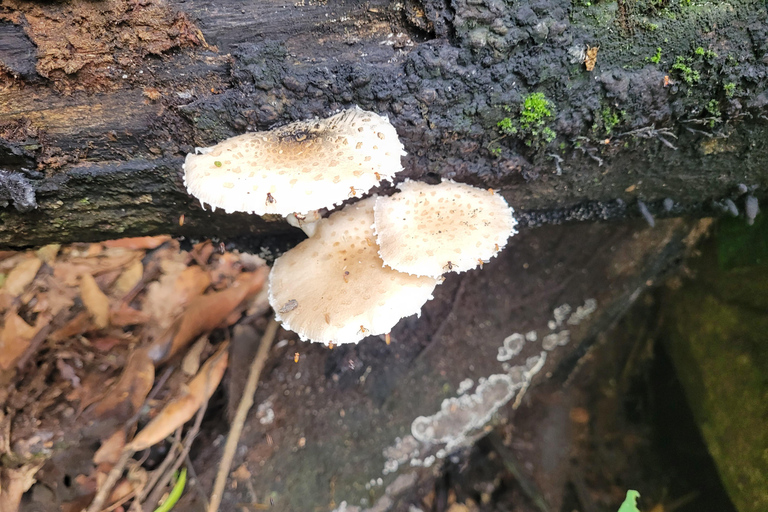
[
  {"left": 114, "top": 259, "right": 144, "bottom": 295},
  {"left": 147, "top": 268, "right": 268, "bottom": 363},
  {"left": 91, "top": 348, "right": 155, "bottom": 420},
  {"left": 143, "top": 264, "right": 211, "bottom": 333},
  {"left": 1, "top": 257, "right": 42, "bottom": 296},
  {"left": 0, "top": 463, "right": 45, "bottom": 512},
  {"left": 103, "top": 236, "right": 171, "bottom": 250},
  {"left": 0, "top": 312, "right": 38, "bottom": 370},
  {"left": 127, "top": 343, "right": 229, "bottom": 451},
  {"left": 181, "top": 336, "right": 208, "bottom": 376},
  {"left": 51, "top": 311, "right": 92, "bottom": 342},
  {"left": 35, "top": 244, "right": 61, "bottom": 264},
  {"left": 110, "top": 303, "right": 150, "bottom": 327},
  {"left": 94, "top": 430, "right": 127, "bottom": 466},
  {"left": 90, "top": 335, "right": 127, "bottom": 352},
  {"left": 585, "top": 45, "right": 599, "bottom": 71},
  {"left": 80, "top": 273, "right": 110, "bottom": 329}
]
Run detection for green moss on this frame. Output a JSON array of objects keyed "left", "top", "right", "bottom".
[
  {"left": 492, "top": 93, "right": 557, "bottom": 152},
  {"left": 723, "top": 82, "right": 736, "bottom": 98}
]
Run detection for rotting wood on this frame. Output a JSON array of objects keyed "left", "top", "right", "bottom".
[{"left": 1, "top": 0, "right": 766, "bottom": 248}]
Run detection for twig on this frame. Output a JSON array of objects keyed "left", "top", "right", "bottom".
[
  {"left": 143, "top": 397, "right": 209, "bottom": 512},
  {"left": 185, "top": 453, "right": 210, "bottom": 510},
  {"left": 207, "top": 318, "right": 278, "bottom": 512},
  {"left": 85, "top": 450, "right": 135, "bottom": 512},
  {"left": 136, "top": 427, "right": 183, "bottom": 508},
  {"left": 16, "top": 308, "right": 77, "bottom": 369}
]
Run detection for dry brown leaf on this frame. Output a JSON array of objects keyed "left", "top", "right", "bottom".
[
  {"left": 0, "top": 312, "right": 38, "bottom": 370},
  {"left": 36, "top": 275, "right": 77, "bottom": 316},
  {"left": 90, "top": 335, "right": 127, "bottom": 352},
  {"left": 143, "top": 264, "right": 211, "bottom": 333},
  {"left": 585, "top": 45, "right": 599, "bottom": 71},
  {"left": 93, "top": 430, "right": 126, "bottom": 466},
  {"left": 181, "top": 336, "right": 208, "bottom": 376},
  {"left": 1, "top": 257, "right": 42, "bottom": 297},
  {"left": 110, "top": 303, "right": 150, "bottom": 327},
  {"left": 127, "top": 343, "right": 229, "bottom": 451},
  {"left": 103, "top": 235, "right": 171, "bottom": 250},
  {"left": 90, "top": 348, "right": 155, "bottom": 420},
  {"left": 35, "top": 244, "right": 61, "bottom": 264},
  {"left": 51, "top": 311, "right": 92, "bottom": 342},
  {"left": 54, "top": 251, "right": 140, "bottom": 287},
  {"left": 80, "top": 273, "right": 110, "bottom": 329},
  {"left": 147, "top": 267, "right": 268, "bottom": 363},
  {"left": 114, "top": 259, "right": 144, "bottom": 295},
  {"left": 0, "top": 463, "right": 44, "bottom": 512}
]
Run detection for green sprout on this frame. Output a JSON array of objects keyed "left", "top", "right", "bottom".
[
  {"left": 671, "top": 56, "right": 700, "bottom": 85},
  {"left": 724, "top": 82, "right": 736, "bottom": 98},
  {"left": 648, "top": 47, "right": 662, "bottom": 64},
  {"left": 617, "top": 490, "right": 641, "bottom": 512}
]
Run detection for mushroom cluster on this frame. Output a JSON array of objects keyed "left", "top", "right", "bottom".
[{"left": 183, "top": 107, "right": 518, "bottom": 346}]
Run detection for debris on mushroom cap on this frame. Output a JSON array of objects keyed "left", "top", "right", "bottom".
[
  {"left": 183, "top": 107, "right": 406, "bottom": 216},
  {"left": 268, "top": 197, "right": 439, "bottom": 345},
  {"left": 285, "top": 210, "right": 322, "bottom": 237},
  {"left": 373, "top": 179, "right": 517, "bottom": 278}
]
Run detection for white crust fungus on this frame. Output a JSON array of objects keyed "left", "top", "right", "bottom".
[
  {"left": 374, "top": 180, "right": 517, "bottom": 278},
  {"left": 268, "top": 197, "right": 439, "bottom": 345},
  {"left": 183, "top": 107, "right": 405, "bottom": 216}
]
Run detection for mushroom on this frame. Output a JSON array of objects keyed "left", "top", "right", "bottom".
[
  {"left": 183, "top": 107, "right": 405, "bottom": 218},
  {"left": 373, "top": 179, "right": 517, "bottom": 278},
  {"left": 268, "top": 197, "right": 439, "bottom": 345}
]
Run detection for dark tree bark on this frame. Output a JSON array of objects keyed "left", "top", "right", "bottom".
[{"left": 1, "top": 0, "right": 766, "bottom": 248}]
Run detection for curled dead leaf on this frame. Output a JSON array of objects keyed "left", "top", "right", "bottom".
[
  {"left": 0, "top": 312, "right": 38, "bottom": 370},
  {"left": 114, "top": 259, "right": 144, "bottom": 295},
  {"left": 1, "top": 257, "right": 42, "bottom": 297},
  {"left": 147, "top": 267, "right": 268, "bottom": 363},
  {"left": 127, "top": 343, "right": 229, "bottom": 451},
  {"left": 90, "top": 348, "right": 154, "bottom": 420},
  {"left": 80, "top": 273, "right": 110, "bottom": 329},
  {"left": 93, "top": 430, "right": 126, "bottom": 467}
]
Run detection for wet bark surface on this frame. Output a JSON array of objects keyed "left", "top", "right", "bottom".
[{"left": 1, "top": 0, "right": 767, "bottom": 248}]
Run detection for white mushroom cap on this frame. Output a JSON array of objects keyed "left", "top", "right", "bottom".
[
  {"left": 373, "top": 179, "right": 517, "bottom": 278},
  {"left": 183, "top": 107, "right": 405, "bottom": 216},
  {"left": 268, "top": 197, "right": 439, "bottom": 345}
]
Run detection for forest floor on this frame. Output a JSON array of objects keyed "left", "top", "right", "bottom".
[{"left": 0, "top": 228, "right": 735, "bottom": 512}]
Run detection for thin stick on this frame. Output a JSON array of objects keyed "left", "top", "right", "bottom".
[
  {"left": 143, "top": 397, "right": 209, "bottom": 512},
  {"left": 85, "top": 450, "right": 134, "bottom": 512},
  {"left": 207, "top": 319, "right": 278, "bottom": 512}
]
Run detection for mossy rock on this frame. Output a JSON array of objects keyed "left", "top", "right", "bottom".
[{"left": 662, "top": 219, "right": 768, "bottom": 512}]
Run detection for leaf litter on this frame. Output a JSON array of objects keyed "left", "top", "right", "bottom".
[{"left": 0, "top": 235, "right": 271, "bottom": 512}]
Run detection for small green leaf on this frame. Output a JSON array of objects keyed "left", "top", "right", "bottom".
[
  {"left": 617, "top": 490, "right": 641, "bottom": 512},
  {"left": 153, "top": 467, "right": 187, "bottom": 512}
]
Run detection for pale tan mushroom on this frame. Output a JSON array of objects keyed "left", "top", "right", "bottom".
[
  {"left": 183, "top": 107, "right": 405, "bottom": 216},
  {"left": 268, "top": 197, "right": 439, "bottom": 345},
  {"left": 373, "top": 180, "right": 517, "bottom": 278}
]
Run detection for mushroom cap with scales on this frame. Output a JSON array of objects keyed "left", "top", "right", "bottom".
[
  {"left": 373, "top": 179, "right": 517, "bottom": 278},
  {"left": 268, "top": 197, "right": 439, "bottom": 345},
  {"left": 183, "top": 107, "right": 405, "bottom": 216}
]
